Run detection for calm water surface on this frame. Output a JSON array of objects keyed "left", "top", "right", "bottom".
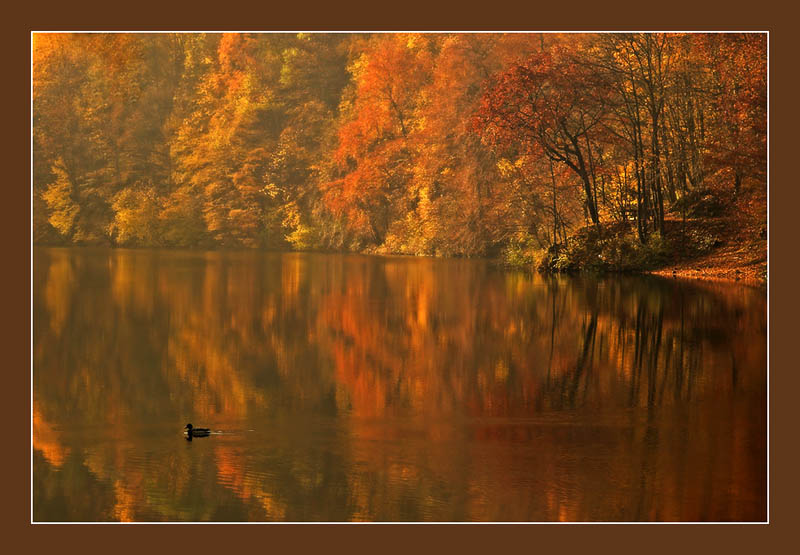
[{"left": 32, "top": 247, "right": 767, "bottom": 521}]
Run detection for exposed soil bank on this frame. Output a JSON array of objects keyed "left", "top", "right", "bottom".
[{"left": 650, "top": 217, "right": 766, "bottom": 286}]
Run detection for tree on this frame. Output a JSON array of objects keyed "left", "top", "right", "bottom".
[
  {"left": 323, "top": 34, "right": 432, "bottom": 249},
  {"left": 475, "top": 46, "right": 608, "bottom": 226},
  {"left": 42, "top": 159, "right": 79, "bottom": 238},
  {"left": 696, "top": 33, "right": 767, "bottom": 194},
  {"left": 32, "top": 32, "right": 766, "bottom": 262}
]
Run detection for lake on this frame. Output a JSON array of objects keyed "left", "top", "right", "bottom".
[{"left": 32, "top": 247, "right": 767, "bottom": 522}]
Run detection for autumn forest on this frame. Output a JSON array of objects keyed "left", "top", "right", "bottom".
[
  {"left": 32, "top": 33, "right": 766, "bottom": 275},
  {"left": 32, "top": 32, "right": 768, "bottom": 522}
]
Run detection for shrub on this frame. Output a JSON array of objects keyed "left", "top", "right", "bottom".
[
  {"left": 536, "top": 225, "right": 673, "bottom": 273},
  {"left": 501, "top": 234, "right": 536, "bottom": 269}
]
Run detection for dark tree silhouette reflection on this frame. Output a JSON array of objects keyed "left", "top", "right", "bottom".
[{"left": 33, "top": 248, "right": 766, "bottom": 521}]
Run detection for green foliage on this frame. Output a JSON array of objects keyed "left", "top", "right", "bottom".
[
  {"left": 285, "top": 224, "right": 316, "bottom": 251},
  {"left": 110, "top": 185, "right": 161, "bottom": 246},
  {"left": 683, "top": 227, "right": 723, "bottom": 256},
  {"left": 634, "top": 232, "right": 671, "bottom": 269},
  {"left": 33, "top": 190, "right": 61, "bottom": 244},
  {"left": 536, "top": 226, "right": 672, "bottom": 273},
  {"left": 160, "top": 186, "right": 209, "bottom": 247},
  {"left": 500, "top": 234, "right": 536, "bottom": 269},
  {"left": 282, "top": 202, "right": 318, "bottom": 250}
]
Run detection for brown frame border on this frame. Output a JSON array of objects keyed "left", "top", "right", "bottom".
[{"left": 10, "top": 0, "right": 791, "bottom": 551}]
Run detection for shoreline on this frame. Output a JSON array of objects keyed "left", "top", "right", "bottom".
[
  {"left": 649, "top": 267, "right": 767, "bottom": 287},
  {"left": 33, "top": 243, "right": 768, "bottom": 288}
]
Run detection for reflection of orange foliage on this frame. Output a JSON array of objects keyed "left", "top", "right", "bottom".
[
  {"left": 33, "top": 249, "right": 766, "bottom": 521},
  {"left": 320, "top": 261, "right": 766, "bottom": 424},
  {"left": 214, "top": 446, "right": 286, "bottom": 519},
  {"left": 110, "top": 250, "right": 156, "bottom": 318},
  {"left": 113, "top": 479, "right": 137, "bottom": 522},
  {"left": 313, "top": 263, "right": 766, "bottom": 520},
  {"left": 43, "top": 251, "right": 76, "bottom": 336},
  {"left": 32, "top": 406, "right": 68, "bottom": 468},
  {"left": 156, "top": 253, "right": 269, "bottom": 419}
]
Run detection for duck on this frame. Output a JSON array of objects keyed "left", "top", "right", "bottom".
[{"left": 184, "top": 423, "right": 211, "bottom": 438}]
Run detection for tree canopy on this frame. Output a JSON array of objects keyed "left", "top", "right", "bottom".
[{"left": 33, "top": 32, "right": 767, "bottom": 259}]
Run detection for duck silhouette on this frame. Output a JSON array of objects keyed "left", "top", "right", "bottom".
[{"left": 184, "top": 423, "right": 211, "bottom": 440}]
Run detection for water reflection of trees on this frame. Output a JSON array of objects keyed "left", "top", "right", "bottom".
[{"left": 33, "top": 249, "right": 766, "bottom": 521}]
